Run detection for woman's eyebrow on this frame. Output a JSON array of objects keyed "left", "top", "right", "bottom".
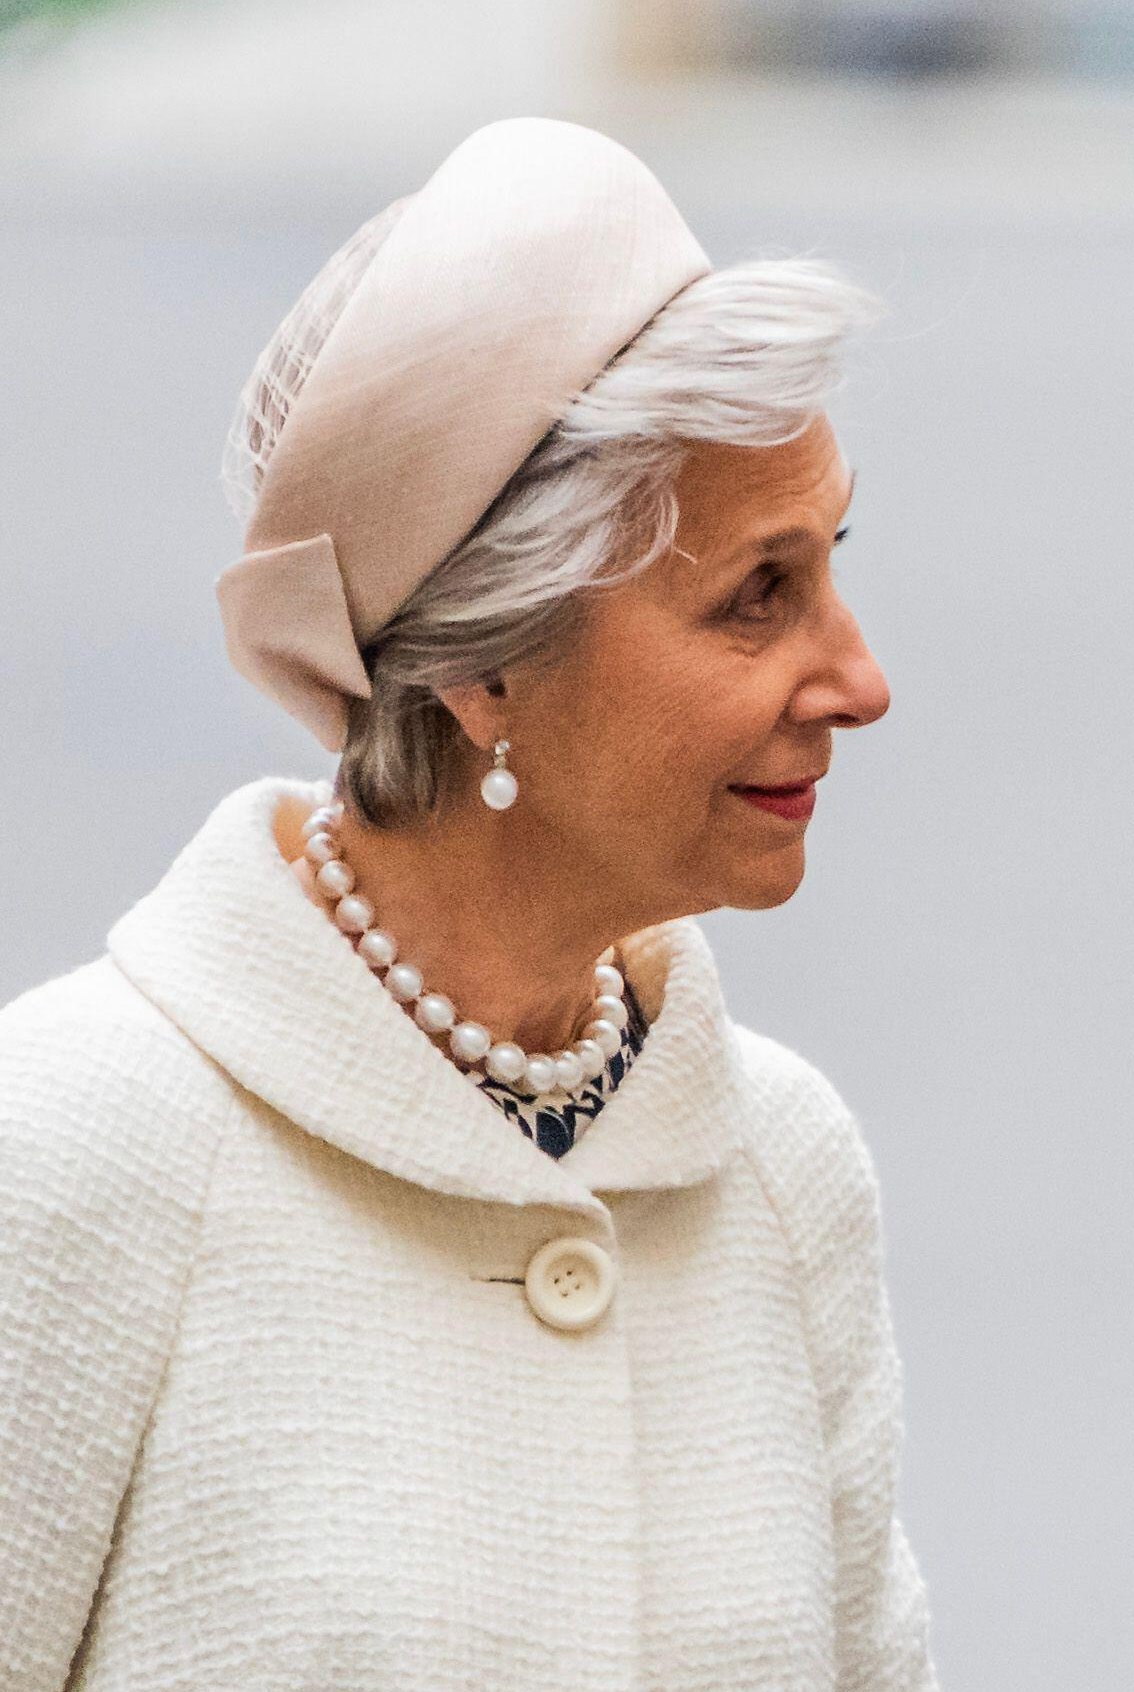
[
  {"left": 723, "top": 468, "right": 857, "bottom": 564},
  {"left": 743, "top": 525, "right": 817, "bottom": 556}
]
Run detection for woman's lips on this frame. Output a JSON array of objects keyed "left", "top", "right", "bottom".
[{"left": 729, "top": 782, "right": 816, "bottom": 820}]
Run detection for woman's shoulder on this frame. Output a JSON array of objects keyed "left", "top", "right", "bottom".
[
  {"left": 729, "top": 1019, "right": 879, "bottom": 1175},
  {"left": 1, "top": 949, "right": 235, "bottom": 1104},
  {"left": 0, "top": 948, "right": 164, "bottom": 1044},
  {"left": 726, "top": 1018, "right": 886, "bottom": 1294},
  {"left": 0, "top": 953, "right": 236, "bottom": 1242}
]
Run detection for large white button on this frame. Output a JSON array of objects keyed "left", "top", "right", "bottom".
[{"left": 523, "top": 1235, "right": 617, "bottom": 1331}]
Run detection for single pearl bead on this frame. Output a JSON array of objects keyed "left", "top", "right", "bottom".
[
  {"left": 385, "top": 962, "right": 423, "bottom": 1002},
  {"left": 301, "top": 806, "right": 338, "bottom": 840},
  {"left": 594, "top": 992, "right": 629, "bottom": 1030},
  {"left": 335, "top": 892, "right": 374, "bottom": 934},
  {"left": 572, "top": 1037, "right": 607, "bottom": 1080},
  {"left": 303, "top": 829, "right": 339, "bottom": 867},
  {"left": 357, "top": 928, "right": 398, "bottom": 970},
  {"left": 553, "top": 1049, "right": 585, "bottom": 1092},
  {"left": 315, "top": 858, "right": 355, "bottom": 899},
  {"left": 583, "top": 1018, "right": 622, "bottom": 1058},
  {"left": 480, "top": 768, "right": 518, "bottom": 810},
  {"left": 523, "top": 1053, "right": 558, "bottom": 1094},
  {"left": 415, "top": 992, "right": 456, "bottom": 1033},
  {"left": 594, "top": 963, "right": 624, "bottom": 997},
  {"left": 450, "top": 1021, "right": 492, "bottom": 1063},
  {"left": 485, "top": 1042, "right": 526, "bottom": 1084}
]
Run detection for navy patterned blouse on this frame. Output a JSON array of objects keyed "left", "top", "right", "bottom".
[{"left": 472, "top": 964, "right": 649, "bottom": 1160}]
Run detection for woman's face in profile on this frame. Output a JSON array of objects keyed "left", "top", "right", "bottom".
[{"left": 489, "top": 411, "right": 891, "bottom": 924}]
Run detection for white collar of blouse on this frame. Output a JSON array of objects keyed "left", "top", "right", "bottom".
[{"left": 107, "top": 775, "right": 755, "bottom": 1219}]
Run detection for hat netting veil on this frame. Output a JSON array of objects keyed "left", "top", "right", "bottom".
[{"left": 219, "top": 201, "right": 409, "bottom": 528}]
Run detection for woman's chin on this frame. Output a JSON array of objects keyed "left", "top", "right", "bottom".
[{"left": 728, "top": 844, "right": 807, "bottom": 910}]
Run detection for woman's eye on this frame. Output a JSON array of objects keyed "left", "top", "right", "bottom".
[
  {"left": 730, "top": 571, "right": 788, "bottom": 621},
  {"left": 727, "top": 556, "right": 845, "bottom": 624}
]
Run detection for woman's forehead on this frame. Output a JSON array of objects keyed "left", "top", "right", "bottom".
[{"left": 675, "top": 424, "right": 851, "bottom": 539}]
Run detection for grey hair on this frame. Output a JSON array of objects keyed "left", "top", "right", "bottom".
[{"left": 223, "top": 239, "right": 883, "bottom": 829}]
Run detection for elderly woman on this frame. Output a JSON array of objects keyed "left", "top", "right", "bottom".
[{"left": 0, "top": 120, "right": 939, "bottom": 1690}]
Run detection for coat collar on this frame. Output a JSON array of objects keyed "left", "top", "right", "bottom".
[{"left": 107, "top": 775, "right": 752, "bottom": 1218}]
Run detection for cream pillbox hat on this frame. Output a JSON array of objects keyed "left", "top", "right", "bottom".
[{"left": 214, "top": 117, "right": 712, "bottom": 752}]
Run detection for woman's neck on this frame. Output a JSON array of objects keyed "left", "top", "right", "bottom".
[{"left": 290, "top": 793, "right": 636, "bottom": 1057}]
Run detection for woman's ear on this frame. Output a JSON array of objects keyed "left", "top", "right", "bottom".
[{"left": 434, "top": 678, "right": 506, "bottom": 751}]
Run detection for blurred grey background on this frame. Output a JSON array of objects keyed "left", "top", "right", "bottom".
[{"left": 2, "top": 2, "right": 1132, "bottom": 1687}]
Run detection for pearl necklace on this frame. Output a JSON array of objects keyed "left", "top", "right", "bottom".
[{"left": 300, "top": 800, "right": 631, "bottom": 1099}]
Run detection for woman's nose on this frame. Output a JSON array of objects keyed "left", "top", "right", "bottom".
[
  {"left": 794, "top": 600, "right": 892, "bottom": 729},
  {"left": 844, "top": 641, "right": 891, "bottom": 728}
]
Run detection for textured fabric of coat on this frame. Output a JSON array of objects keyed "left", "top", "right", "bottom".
[{"left": 0, "top": 774, "right": 940, "bottom": 1692}]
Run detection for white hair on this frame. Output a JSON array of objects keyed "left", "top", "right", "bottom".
[{"left": 221, "top": 219, "right": 883, "bottom": 828}]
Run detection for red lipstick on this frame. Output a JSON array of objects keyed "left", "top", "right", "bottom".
[{"left": 730, "top": 782, "right": 817, "bottom": 820}]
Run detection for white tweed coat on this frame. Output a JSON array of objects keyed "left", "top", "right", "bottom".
[{"left": 0, "top": 774, "right": 940, "bottom": 1692}]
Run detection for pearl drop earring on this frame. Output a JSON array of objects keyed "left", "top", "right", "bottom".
[{"left": 480, "top": 738, "right": 518, "bottom": 811}]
